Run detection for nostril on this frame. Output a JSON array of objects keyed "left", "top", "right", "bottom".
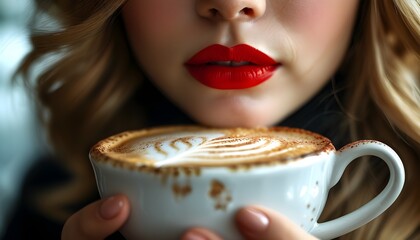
[
  {"left": 241, "top": 7, "right": 254, "bottom": 16},
  {"left": 202, "top": 6, "right": 258, "bottom": 20},
  {"left": 209, "top": 8, "right": 218, "bottom": 17}
]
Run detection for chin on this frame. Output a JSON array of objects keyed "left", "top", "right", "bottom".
[
  {"left": 189, "top": 108, "right": 281, "bottom": 128},
  {"left": 179, "top": 92, "right": 290, "bottom": 128}
]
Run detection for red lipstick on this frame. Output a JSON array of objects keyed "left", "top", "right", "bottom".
[{"left": 185, "top": 44, "right": 280, "bottom": 90}]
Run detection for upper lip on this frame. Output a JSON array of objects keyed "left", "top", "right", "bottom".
[{"left": 185, "top": 44, "right": 278, "bottom": 66}]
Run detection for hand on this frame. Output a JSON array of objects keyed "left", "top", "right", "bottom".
[
  {"left": 181, "top": 206, "right": 318, "bottom": 240},
  {"left": 62, "top": 194, "right": 130, "bottom": 240}
]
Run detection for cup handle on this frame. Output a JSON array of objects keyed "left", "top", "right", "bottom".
[{"left": 310, "top": 140, "right": 405, "bottom": 239}]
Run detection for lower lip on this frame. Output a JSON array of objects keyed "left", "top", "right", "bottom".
[{"left": 186, "top": 64, "right": 279, "bottom": 90}]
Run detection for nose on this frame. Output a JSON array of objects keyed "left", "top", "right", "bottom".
[{"left": 196, "top": 0, "right": 266, "bottom": 21}]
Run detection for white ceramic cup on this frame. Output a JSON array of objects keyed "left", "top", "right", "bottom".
[{"left": 89, "top": 126, "right": 405, "bottom": 240}]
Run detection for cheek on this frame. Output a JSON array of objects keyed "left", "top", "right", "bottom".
[
  {"left": 283, "top": 0, "right": 358, "bottom": 33},
  {"left": 121, "top": 1, "right": 192, "bottom": 87},
  {"left": 122, "top": 1, "right": 187, "bottom": 43},
  {"left": 279, "top": 0, "right": 359, "bottom": 75}
]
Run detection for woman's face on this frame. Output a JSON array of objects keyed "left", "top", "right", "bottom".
[{"left": 122, "top": 0, "right": 360, "bottom": 127}]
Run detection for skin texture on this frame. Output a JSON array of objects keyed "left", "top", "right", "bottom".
[
  {"left": 122, "top": 0, "right": 360, "bottom": 128},
  {"left": 62, "top": 195, "right": 130, "bottom": 240},
  {"left": 181, "top": 206, "right": 319, "bottom": 240},
  {"left": 63, "top": 0, "right": 360, "bottom": 239}
]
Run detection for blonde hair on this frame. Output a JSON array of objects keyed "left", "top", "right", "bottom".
[
  {"left": 17, "top": 0, "right": 419, "bottom": 238},
  {"left": 320, "top": 0, "right": 420, "bottom": 239},
  {"left": 18, "top": 0, "right": 144, "bottom": 220}
]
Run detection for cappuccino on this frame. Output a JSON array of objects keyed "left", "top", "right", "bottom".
[
  {"left": 90, "top": 125, "right": 333, "bottom": 168},
  {"left": 89, "top": 125, "right": 404, "bottom": 240}
]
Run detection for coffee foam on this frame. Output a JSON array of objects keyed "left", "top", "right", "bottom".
[{"left": 90, "top": 126, "right": 334, "bottom": 168}]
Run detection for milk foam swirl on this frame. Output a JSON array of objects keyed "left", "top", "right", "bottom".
[
  {"left": 151, "top": 135, "right": 285, "bottom": 167},
  {"left": 95, "top": 126, "right": 332, "bottom": 167}
]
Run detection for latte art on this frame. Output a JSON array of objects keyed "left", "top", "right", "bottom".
[
  {"left": 145, "top": 136, "right": 287, "bottom": 167},
  {"left": 91, "top": 126, "right": 333, "bottom": 168}
]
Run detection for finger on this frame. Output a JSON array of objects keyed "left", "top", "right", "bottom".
[
  {"left": 62, "top": 194, "right": 130, "bottom": 240},
  {"left": 181, "top": 227, "right": 223, "bottom": 240},
  {"left": 235, "top": 206, "right": 318, "bottom": 240}
]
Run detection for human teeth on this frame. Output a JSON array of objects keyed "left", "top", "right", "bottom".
[
  {"left": 231, "top": 61, "right": 252, "bottom": 66},
  {"left": 210, "top": 61, "right": 253, "bottom": 66}
]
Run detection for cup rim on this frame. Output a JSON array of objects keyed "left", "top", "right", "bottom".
[{"left": 89, "top": 125, "right": 335, "bottom": 172}]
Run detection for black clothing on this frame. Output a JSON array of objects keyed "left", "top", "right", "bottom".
[{"left": 2, "top": 78, "right": 350, "bottom": 240}]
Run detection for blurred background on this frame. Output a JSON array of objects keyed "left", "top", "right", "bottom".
[{"left": 0, "top": 0, "right": 47, "bottom": 237}]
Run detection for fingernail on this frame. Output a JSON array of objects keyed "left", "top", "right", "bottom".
[
  {"left": 183, "top": 230, "right": 208, "bottom": 240},
  {"left": 236, "top": 208, "right": 269, "bottom": 234},
  {"left": 99, "top": 196, "right": 124, "bottom": 219}
]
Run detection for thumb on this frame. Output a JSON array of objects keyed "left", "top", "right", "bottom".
[
  {"left": 235, "top": 206, "right": 318, "bottom": 240},
  {"left": 62, "top": 194, "right": 130, "bottom": 240}
]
